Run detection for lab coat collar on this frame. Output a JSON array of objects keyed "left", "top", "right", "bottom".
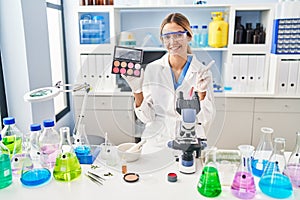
[{"left": 158, "top": 53, "right": 202, "bottom": 74}]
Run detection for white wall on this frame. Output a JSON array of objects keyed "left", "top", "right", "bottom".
[{"left": 0, "top": 0, "right": 73, "bottom": 133}]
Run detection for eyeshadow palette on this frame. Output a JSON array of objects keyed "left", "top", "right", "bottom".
[{"left": 111, "top": 46, "right": 143, "bottom": 77}]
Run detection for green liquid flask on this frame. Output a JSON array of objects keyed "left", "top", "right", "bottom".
[
  {"left": 0, "top": 135, "right": 13, "bottom": 189},
  {"left": 53, "top": 127, "right": 82, "bottom": 182},
  {"left": 197, "top": 147, "right": 222, "bottom": 197},
  {"left": 1, "top": 117, "right": 23, "bottom": 158}
]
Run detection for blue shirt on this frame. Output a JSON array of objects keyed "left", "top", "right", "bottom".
[{"left": 171, "top": 55, "right": 192, "bottom": 90}]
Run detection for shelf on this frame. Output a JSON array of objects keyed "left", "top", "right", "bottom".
[
  {"left": 214, "top": 92, "right": 300, "bottom": 99},
  {"left": 80, "top": 44, "right": 114, "bottom": 54},
  {"left": 230, "top": 44, "right": 268, "bottom": 54}
]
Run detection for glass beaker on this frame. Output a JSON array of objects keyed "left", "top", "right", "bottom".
[
  {"left": 197, "top": 146, "right": 222, "bottom": 197},
  {"left": 259, "top": 138, "right": 293, "bottom": 199},
  {"left": 231, "top": 145, "right": 256, "bottom": 199},
  {"left": 284, "top": 131, "right": 300, "bottom": 188},
  {"left": 251, "top": 127, "right": 273, "bottom": 177},
  {"left": 53, "top": 127, "right": 82, "bottom": 182}
]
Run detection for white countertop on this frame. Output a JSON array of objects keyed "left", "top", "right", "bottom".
[{"left": 1, "top": 148, "right": 299, "bottom": 200}]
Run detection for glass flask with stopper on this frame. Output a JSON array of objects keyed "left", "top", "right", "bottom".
[
  {"left": 251, "top": 127, "right": 273, "bottom": 177},
  {"left": 284, "top": 131, "right": 300, "bottom": 188},
  {"left": 231, "top": 145, "right": 256, "bottom": 199},
  {"left": 53, "top": 127, "right": 82, "bottom": 182},
  {"left": 259, "top": 137, "right": 293, "bottom": 199},
  {"left": 11, "top": 129, "right": 33, "bottom": 175},
  {"left": 197, "top": 146, "right": 222, "bottom": 197}
]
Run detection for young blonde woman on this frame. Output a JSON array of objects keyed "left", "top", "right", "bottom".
[{"left": 123, "top": 13, "right": 215, "bottom": 151}]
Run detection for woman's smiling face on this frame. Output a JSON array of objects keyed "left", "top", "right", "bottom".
[{"left": 161, "top": 22, "right": 191, "bottom": 56}]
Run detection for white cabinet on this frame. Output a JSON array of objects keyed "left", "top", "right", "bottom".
[
  {"left": 208, "top": 97, "right": 254, "bottom": 149},
  {"left": 252, "top": 98, "right": 300, "bottom": 151},
  {"left": 73, "top": 93, "right": 135, "bottom": 145}
]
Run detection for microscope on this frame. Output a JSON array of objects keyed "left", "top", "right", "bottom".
[{"left": 168, "top": 91, "right": 204, "bottom": 174}]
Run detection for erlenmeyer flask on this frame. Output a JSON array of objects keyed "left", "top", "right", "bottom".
[
  {"left": 20, "top": 154, "right": 51, "bottom": 188},
  {"left": 231, "top": 145, "right": 256, "bottom": 199},
  {"left": 251, "top": 127, "right": 273, "bottom": 177},
  {"left": 284, "top": 131, "right": 300, "bottom": 188},
  {"left": 197, "top": 146, "right": 222, "bottom": 197},
  {"left": 259, "top": 138, "right": 293, "bottom": 199},
  {"left": 74, "top": 124, "right": 91, "bottom": 156},
  {"left": 53, "top": 127, "right": 82, "bottom": 182},
  {"left": 11, "top": 130, "right": 33, "bottom": 175}
]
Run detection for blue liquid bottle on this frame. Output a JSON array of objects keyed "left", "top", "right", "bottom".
[
  {"left": 259, "top": 138, "right": 293, "bottom": 199},
  {"left": 252, "top": 127, "right": 273, "bottom": 177},
  {"left": 0, "top": 134, "right": 13, "bottom": 189}
]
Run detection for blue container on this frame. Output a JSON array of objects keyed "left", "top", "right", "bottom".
[{"left": 80, "top": 14, "right": 106, "bottom": 44}]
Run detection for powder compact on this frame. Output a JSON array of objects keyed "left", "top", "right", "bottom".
[
  {"left": 111, "top": 46, "right": 143, "bottom": 77},
  {"left": 123, "top": 173, "right": 139, "bottom": 183}
]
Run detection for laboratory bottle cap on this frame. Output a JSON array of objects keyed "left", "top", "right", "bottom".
[
  {"left": 30, "top": 124, "right": 42, "bottom": 131},
  {"left": 190, "top": 25, "right": 199, "bottom": 29},
  {"left": 202, "top": 25, "right": 208, "bottom": 29},
  {"left": 0, "top": 134, "right": 2, "bottom": 141},
  {"left": 43, "top": 119, "right": 55, "bottom": 128},
  {"left": 3, "top": 117, "right": 15, "bottom": 125}
]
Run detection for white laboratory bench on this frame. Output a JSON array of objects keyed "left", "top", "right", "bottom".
[{"left": 0, "top": 148, "right": 299, "bottom": 200}]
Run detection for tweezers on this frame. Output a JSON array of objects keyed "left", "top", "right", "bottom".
[
  {"left": 85, "top": 172, "right": 104, "bottom": 185},
  {"left": 87, "top": 171, "right": 105, "bottom": 181}
]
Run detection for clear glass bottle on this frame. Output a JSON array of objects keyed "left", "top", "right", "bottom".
[
  {"left": 231, "top": 145, "right": 256, "bottom": 199},
  {"left": 0, "top": 134, "right": 12, "bottom": 189},
  {"left": 53, "top": 127, "right": 82, "bottom": 182},
  {"left": 199, "top": 24, "right": 208, "bottom": 47},
  {"left": 259, "top": 138, "right": 293, "bottom": 199},
  {"left": 1, "top": 117, "right": 23, "bottom": 158},
  {"left": 251, "top": 127, "right": 273, "bottom": 177},
  {"left": 39, "top": 119, "right": 60, "bottom": 168},
  {"left": 190, "top": 25, "right": 199, "bottom": 48},
  {"left": 284, "top": 131, "right": 300, "bottom": 188},
  {"left": 29, "top": 124, "right": 42, "bottom": 161},
  {"left": 197, "top": 146, "right": 222, "bottom": 197}
]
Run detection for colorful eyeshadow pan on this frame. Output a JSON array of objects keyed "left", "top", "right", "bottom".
[{"left": 111, "top": 46, "right": 143, "bottom": 77}]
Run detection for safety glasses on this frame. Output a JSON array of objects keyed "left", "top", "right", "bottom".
[{"left": 161, "top": 31, "right": 188, "bottom": 43}]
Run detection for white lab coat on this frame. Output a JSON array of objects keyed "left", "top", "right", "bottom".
[{"left": 135, "top": 53, "right": 215, "bottom": 151}]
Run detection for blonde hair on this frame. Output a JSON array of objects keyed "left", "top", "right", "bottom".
[{"left": 160, "top": 13, "right": 193, "bottom": 54}]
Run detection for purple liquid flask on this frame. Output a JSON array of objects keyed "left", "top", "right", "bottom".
[
  {"left": 284, "top": 131, "right": 300, "bottom": 188},
  {"left": 231, "top": 145, "right": 256, "bottom": 199}
]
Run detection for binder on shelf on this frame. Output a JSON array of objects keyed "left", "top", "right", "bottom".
[
  {"left": 247, "top": 55, "right": 257, "bottom": 93},
  {"left": 287, "top": 60, "right": 299, "bottom": 95},
  {"left": 80, "top": 54, "right": 89, "bottom": 81},
  {"left": 88, "top": 54, "right": 97, "bottom": 87},
  {"left": 239, "top": 55, "right": 248, "bottom": 92},
  {"left": 232, "top": 55, "right": 240, "bottom": 92},
  {"left": 297, "top": 61, "right": 300, "bottom": 95},
  {"left": 96, "top": 54, "right": 105, "bottom": 90},
  {"left": 276, "top": 60, "right": 289, "bottom": 95},
  {"left": 223, "top": 63, "right": 233, "bottom": 91},
  {"left": 103, "top": 54, "right": 117, "bottom": 91},
  {"left": 255, "top": 55, "right": 266, "bottom": 92}
]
